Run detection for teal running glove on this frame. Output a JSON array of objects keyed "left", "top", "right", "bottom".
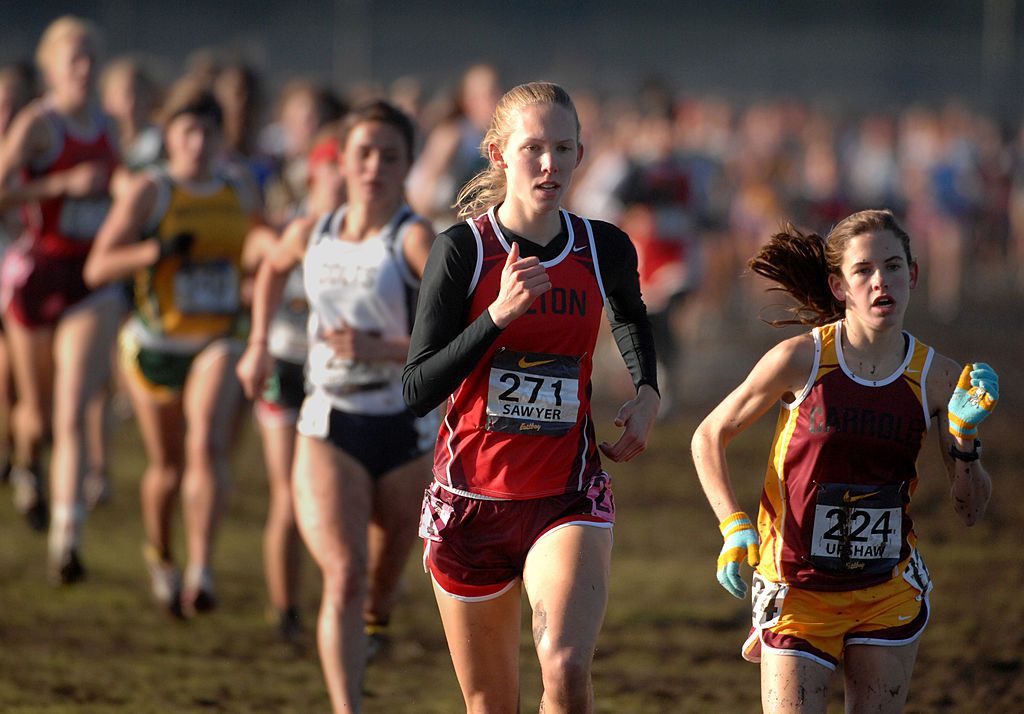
[
  {"left": 948, "top": 362, "right": 999, "bottom": 439},
  {"left": 717, "top": 512, "right": 760, "bottom": 599}
]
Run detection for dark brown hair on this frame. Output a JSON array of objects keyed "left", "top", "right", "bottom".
[
  {"left": 339, "top": 99, "right": 416, "bottom": 163},
  {"left": 158, "top": 77, "right": 223, "bottom": 128},
  {"left": 748, "top": 209, "right": 913, "bottom": 327}
]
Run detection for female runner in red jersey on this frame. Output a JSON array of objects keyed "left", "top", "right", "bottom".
[
  {"left": 0, "top": 16, "right": 123, "bottom": 582},
  {"left": 404, "top": 82, "right": 661, "bottom": 713},
  {"left": 692, "top": 209, "right": 998, "bottom": 712}
]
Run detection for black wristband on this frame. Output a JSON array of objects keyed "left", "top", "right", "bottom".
[{"left": 949, "top": 439, "right": 982, "bottom": 462}]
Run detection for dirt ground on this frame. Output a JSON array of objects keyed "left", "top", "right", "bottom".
[{"left": 0, "top": 291, "right": 1021, "bottom": 713}]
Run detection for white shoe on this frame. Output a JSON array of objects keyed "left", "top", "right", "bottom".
[
  {"left": 11, "top": 466, "right": 48, "bottom": 531},
  {"left": 143, "top": 544, "right": 182, "bottom": 617}
]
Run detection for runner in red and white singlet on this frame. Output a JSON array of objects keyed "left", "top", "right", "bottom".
[
  {"left": 434, "top": 206, "right": 606, "bottom": 499},
  {"left": 404, "top": 82, "right": 660, "bottom": 714},
  {"left": 0, "top": 17, "right": 125, "bottom": 584}
]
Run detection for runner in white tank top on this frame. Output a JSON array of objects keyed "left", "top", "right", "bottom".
[{"left": 236, "top": 101, "right": 435, "bottom": 713}]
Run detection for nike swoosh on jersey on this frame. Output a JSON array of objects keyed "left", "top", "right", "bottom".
[
  {"left": 518, "top": 357, "right": 556, "bottom": 369},
  {"left": 842, "top": 489, "right": 881, "bottom": 504},
  {"left": 572, "top": 244, "right": 588, "bottom": 252}
]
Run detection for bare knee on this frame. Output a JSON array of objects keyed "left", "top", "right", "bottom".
[
  {"left": 464, "top": 690, "right": 519, "bottom": 714},
  {"left": 268, "top": 482, "right": 296, "bottom": 523},
  {"left": 184, "top": 427, "right": 228, "bottom": 466},
  {"left": 13, "top": 401, "right": 50, "bottom": 447},
  {"left": 844, "top": 675, "right": 910, "bottom": 713},
  {"left": 145, "top": 462, "right": 183, "bottom": 491},
  {"left": 842, "top": 641, "right": 918, "bottom": 711},
  {"left": 537, "top": 644, "right": 593, "bottom": 705},
  {"left": 762, "top": 680, "right": 830, "bottom": 713},
  {"left": 51, "top": 397, "right": 87, "bottom": 442},
  {"left": 321, "top": 558, "right": 367, "bottom": 610},
  {"left": 266, "top": 497, "right": 298, "bottom": 540}
]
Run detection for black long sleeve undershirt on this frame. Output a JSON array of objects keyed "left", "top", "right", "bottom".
[{"left": 403, "top": 215, "right": 659, "bottom": 417}]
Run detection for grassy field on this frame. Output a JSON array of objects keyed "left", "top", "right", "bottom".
[{"left": 1, "top": 301, "right": 1022, "bottom": 713}]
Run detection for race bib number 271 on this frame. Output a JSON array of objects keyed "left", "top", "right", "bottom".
[{"left": 486, "top": 349, "right": 581, "bottom": 436}]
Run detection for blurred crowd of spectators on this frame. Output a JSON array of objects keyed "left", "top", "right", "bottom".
[{"left": 4, "top": 47, "right": 1021, "bottom": 376}]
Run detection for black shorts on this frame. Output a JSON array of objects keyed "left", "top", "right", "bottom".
[
  {"left": 297, "top": 399, "right": 431, "bottom": 480},
  {"left": 255, "top": 359, "right": 306, "bottom": 426}
]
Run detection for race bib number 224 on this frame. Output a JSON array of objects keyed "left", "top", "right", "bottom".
[{"left": 809, "top": 481, "right": 903, "bottom": 575}]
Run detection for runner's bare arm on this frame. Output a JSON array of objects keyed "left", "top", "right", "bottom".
[
  {"left": 236, "top": 214, "right": 313, "bottom": 399},
  {"left": 401, "top": 218, "right": 436, "bottom": 279},
  {"left": 0, "top": 106, "right": 60, "bottom": 210},
  {"left": 691, "top": 334, "right": 815, "bottom": 522},
  {"left": 83, "top": 172, "right": 159, "bottom": 287}
]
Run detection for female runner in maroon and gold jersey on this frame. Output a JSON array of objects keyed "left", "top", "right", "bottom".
[{"left": 692, "top": 209, "right": 998, "bottom": 712}]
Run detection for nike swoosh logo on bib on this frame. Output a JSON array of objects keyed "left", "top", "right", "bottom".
[
  {"left": 843, "top": 489, "right": 881, "bottom": 504},
  {"left": 518, "top": 357, "right": 555, "bottom": 369}
]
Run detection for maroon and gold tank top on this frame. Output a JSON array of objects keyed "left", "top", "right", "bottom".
[{"left": 757, "top": 320, "right": 934, "bottom": 591}]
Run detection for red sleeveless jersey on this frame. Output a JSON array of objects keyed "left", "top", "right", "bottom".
[
  {"left": 757, "top": 321, "right": 934, "bottom": 591},
  {"left": 433, "top": 208, "right": 607, "bottom": 499},
  {"left": 24, "top": 104, "right": 118, "bottom": 258}
]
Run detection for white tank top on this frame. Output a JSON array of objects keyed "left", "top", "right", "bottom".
[
  {"left": 267, "top": 265, "right": 309, "bottom": 363},
  {"left": 302, "top": 204, "right": 419, "bottom": 414}
]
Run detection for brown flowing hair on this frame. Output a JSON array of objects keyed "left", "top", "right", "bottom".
[
  {"left": 454, "top": 81, "right": 580, "bottom": 220},
  {"left": 748, "top": 209, "right": 913, "bottom": 327}
]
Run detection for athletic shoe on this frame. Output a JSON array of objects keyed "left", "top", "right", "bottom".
[
  {"left": 365, "top": 621, "right": 390, "bottom": 662},
  {"left": 143, "top": 544, "right": 183, "bottom": 618},
  {"left": 11, "top": 466, "right": 48, "bottom": 531},
  {"left": 49, "top": 547, "right": 86, "bottom": 586},
  {"left": 82, "top": 471, "right": 111, "bottom": 510},
  {"left": 277, "top": 607, "right": 302, "bottom": 644},
  {"left": 181, "top": 567, "right": 217, "bottom": 617}
]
